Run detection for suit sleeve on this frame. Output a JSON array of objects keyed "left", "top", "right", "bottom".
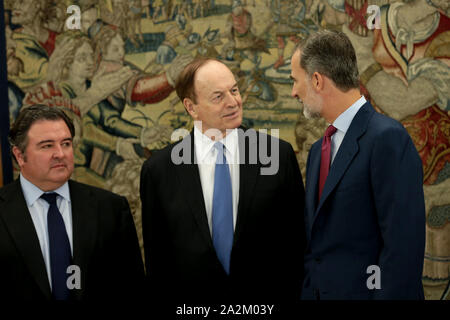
[
  {"left": 370, "top": 126, "right": 426, "bottom": 299},
  {"left": 140, "top": 160, "right": 172, "bottom": 299},
  {"left": 115, "top": 195, "right": 146, "bottom": 299},
  {"left": 279, "top": 142, "right": 307, "bottom": 299}
]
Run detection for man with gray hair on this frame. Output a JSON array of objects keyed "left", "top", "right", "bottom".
[
  {"left": 290, "top": 30, "right": 426, "bottom": 299},
  {"left": 0, "top": 105, "right": 144, "bottom": 300},
  {"left": 141, "top": 57, "right": 306, "bottom": 304}
]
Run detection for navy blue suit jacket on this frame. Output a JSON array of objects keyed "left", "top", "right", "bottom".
[{"left": 302, "top": 102, "right": 425, "bottom": 300}]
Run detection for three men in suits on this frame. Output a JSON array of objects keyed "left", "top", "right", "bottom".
[
  {"left": 140, "top": 58, "right": 306, "bottom": 303},
  {"left": 290, "top": 30, "right": 426, "bottom": 299},
  {"left": 0, "top": 105, "right": 144, "bottom": 300}
]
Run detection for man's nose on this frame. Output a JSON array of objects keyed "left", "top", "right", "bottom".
[
  {"left": 224, "top": 91, "right": 239, "bottom": 107},
  {"left": 291, "top": 87, "right": 297, "bottom": 98},
  {"left": 53, "top": 145, "right": 65, "bottom": 158}
]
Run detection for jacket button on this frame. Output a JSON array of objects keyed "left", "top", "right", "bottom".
[{"left": 315, "top": 257, "right": 322, "bottom": 264}]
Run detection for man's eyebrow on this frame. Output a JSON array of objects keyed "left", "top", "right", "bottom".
[
  {"left": 211, "top": 89, "right": 223, "bottom": 94},
  {"left": 37, "top": 137, "right": 72, "bottom": 145},
  {"left": 37, "top": 140, "right": 55, "bottom": 145},
  {"left": 289, "top": 75, "right": 295, "bottom": 80},
  {"left": 210, "top": 83, "right": 239, "bottom": 96},
  {"left": 224, "top": 83, "right": 239, "bottom": 92}
]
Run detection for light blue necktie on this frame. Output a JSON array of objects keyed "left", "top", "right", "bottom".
[{"left": 212, "top": 142, "right": 233, "bottom": 275}]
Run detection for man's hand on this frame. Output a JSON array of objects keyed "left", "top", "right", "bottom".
[
  {"left": 166, "top": 54, "right": 195, "bottom": 86},
  {"left": 140, "top": 125, "right": 172, "bottom": 147},
  {"left": 74, "top": 66, "right": 136, "bottom": 115},
  {"left": 116, "top": 137, "right": 141, "bottom": 160}
]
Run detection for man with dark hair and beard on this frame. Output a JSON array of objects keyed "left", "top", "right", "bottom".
[{"left": 290, "top": 30, "right": 426, "bottom": 300}]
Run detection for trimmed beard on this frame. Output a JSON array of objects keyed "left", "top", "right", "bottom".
[
  {"left": 302, "top": 82, "right": 323, "bottom": 119},
  {"left": 303, "top": 103, "right": 321, "bottom": 119}
]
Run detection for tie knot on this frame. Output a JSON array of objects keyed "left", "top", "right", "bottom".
[
  {"left": 325, "top": 125, "right": 337, "bottom": 138},
  {"left": 41, "top": 192, "right": 58, "bottom": 205},
  {"left": 214, "top": 141, "right": 225, "bottom": 150},
  {"left": 214, "top": 142, "right": 226, "bottom": 154},
  {"left": 214, "top": 142, "right": 228, "bottom": 164}
]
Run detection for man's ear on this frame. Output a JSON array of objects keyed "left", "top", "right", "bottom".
[
  {"left": 12, "top": 146, "right": 25, "bottom": 167},
  {"left": 311, "top": 72, "right": 324, "bottom": 92},
  {"left": 183, "top": 98, "right": 198, "bottom": 119}
]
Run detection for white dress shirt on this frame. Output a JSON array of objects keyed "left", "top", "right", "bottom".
[
  {"left": 19, "top": 174, "right": 73, "bottom": 289},
  {"left": 194, "top": 126, "right": 240, "bottom": 234},
  {"left": 331, "top": 96, "right": 367, "bottom": 164}
]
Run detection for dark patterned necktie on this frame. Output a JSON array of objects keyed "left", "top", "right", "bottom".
[{"left": 41, "top": 192, "right": 72, "bottom": 300}]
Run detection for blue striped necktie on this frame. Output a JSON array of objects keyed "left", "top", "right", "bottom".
[
  {"left": 212, "top": 142, "right": 234, "bottom": 275},
  {"left": 41, "top": 192, "right": 72, "bottom": 300}
]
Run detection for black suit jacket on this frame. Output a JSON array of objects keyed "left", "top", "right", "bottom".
[
  {"left": 140, "top": 128, "right": 306, "bottom": 303},
  {"left": 0, "top": 179, "right": 145, "bottom": 301}
]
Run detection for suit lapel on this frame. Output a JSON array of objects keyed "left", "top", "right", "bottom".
[
  {"left": 173, "top": 128, "right": 260, "bottom": 248},
  {"left": 305, "top": 141, "right": 322, "bottom": 233},
  {"left": 312, "top": 103, "right": 375, "bottom": 228},
  {"left": 233, "top": 128, "right": 259, "bottom": 245},
  {"left": 0, "top": 180, "right": 52, "bottom": 299},
  {"left": 69, "top": 180, "right": 98, "bottom": 300},
  {"left": 173, "top": 131, "right": 213, "bottom": 248}
]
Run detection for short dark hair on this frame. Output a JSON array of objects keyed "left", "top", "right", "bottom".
[
  {"left": 8, "top": 105, "right": 75, "bottom": 162},
  {"left": 175, "top": 57, "right": 220, "bottom": 104},
  {"left": 295, "top": 30, "right": 359, "bottom": 91}
]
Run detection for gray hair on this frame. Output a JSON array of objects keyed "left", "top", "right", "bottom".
[{"left": 295, "top": 30, "right": 359, "bottom": 91}]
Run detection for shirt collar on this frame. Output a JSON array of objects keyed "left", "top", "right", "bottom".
[
  {"left": 20, "top": 174, "right": 71, "bottom": 206},
  {"left": 332, "top": 96, "right": 367, "bottom": 134},
  {"left": 194, "top": 125, "right": 238, "bottom": 161}
]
